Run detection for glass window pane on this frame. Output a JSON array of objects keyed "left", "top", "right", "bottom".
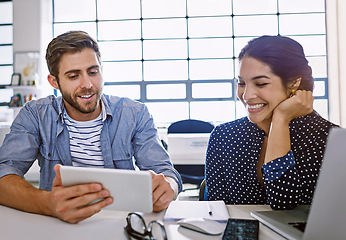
[
  {"left": 0, "top": 2, "right": 12, "bottom": 24},
  {"left": 233, "top": 15, "right": 278, "bottom": 36},
  {"left": 97, "top": 0, "right": 140, "bottom": 20},
  {"left": 0, "top": 66, "right": 13, "bottom": 85},
  {"left": 187, "top": 0, "right": 231, "bottom": 16},
  {"left": 279, "top": 13, "right": 326, "bottom": 35},
  {"left": 234, "top": 37, "right": 254, "bottom": 58},
  {"left": 279, "top": 0, "right": 325, "bottom": 13},
  {"left": 0, "top": 26, "right": 13, "bottom": 44},
  {"left": 189, "top": 38, "right": 233, "bottom": 58},
  {"left": 290, "top": 35, "right": 326, "bottom": 56},
  {"left": 99, "top": 41, "right": 142, "bottom": 61},
  {"left": 236, "top": 100, "right": 247, "bottom": 119},
  {"left": 192, "top": 83, "right": 232, "bottom": 98},
  {"left": 0, "top": 46, "right": 13, "bottom": 65},
  {"left": 233, "top": 0, "right": 277, "bottom": 15},
  {"left": 103, "top": 85, "right": 140, "bottom": 100},
  {"left": 142, "top": 19, "right": 187, "bottom": 39},
  {"left": 188, "top": 17, "right": 232, "bottom": 38},
  {"left": 142, "top": 0, "right": 186, "bottom": 18},
  {"left": 98, "top": 20, "right": 141, "bottom": 40},
  {"left": 143, "top": 39, "right": 187, "bottom": 60},
  {"left": 144, "top": 60, "right": 188, "bottom": 81},
  {"left": 313, "top": 99, "right": 328, "bottom": 120},
  {"left": 53, "top": 22, "right": 97, "bottom": 40},
  {"left": 54, "top": 0, "right": 96, "bottom": 22},
  {"left": 147, "top": 84, "right": 186, "bottom": 99},
  {"left": 313, "top": 80, "right": 326, "bottom": 97},
  {"left": 102, "top": 61, "right": 142, "bottom": 82},
  {"left": 189, "top": 59, "right": 233, "bottom": 80},
  {"left": 146, "top": 102, "right": 189, "bottom": 124},
  {"left": 190, "top": 101, "right": 235, "bottom": 124},
  {"left": 308, "top": 56, "right": 327, "bottom": 78}
]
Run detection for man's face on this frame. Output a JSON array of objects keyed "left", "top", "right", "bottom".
[{"left": 54, "top": 48, "right": 104, "bottom": 121}]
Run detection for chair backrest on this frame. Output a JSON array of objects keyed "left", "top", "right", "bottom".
[
  {"left": 167, "top": 119, "right": 214, "bottom": 134},
  {"left": 167, "top": 119, "right": 214, "bottom": 186}
]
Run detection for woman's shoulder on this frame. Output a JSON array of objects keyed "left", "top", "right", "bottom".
[
  {"left": 291, "top": 111, "right": 338, "bottom": 131},
  {"left": 212, "top": 117, "right": 261, "bottom": 139}
]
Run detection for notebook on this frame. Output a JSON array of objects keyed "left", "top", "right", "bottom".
[
  {"left": 164, "top": 200, "right": 230, "bottom": 222},
  {"left": 60, "top": 166, "right": 153, "bottom": 212},
  {"left": 251, "top": 127, "right": 346, "bottom": 240}
]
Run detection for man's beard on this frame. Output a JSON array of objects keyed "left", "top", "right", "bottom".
[{"left": 61, "top": 89, "right": 101, "bottom": 114}]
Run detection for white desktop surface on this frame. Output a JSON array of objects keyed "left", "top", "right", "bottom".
[{"left": 0, "top": 204, "right": 284, "bottom": 240}]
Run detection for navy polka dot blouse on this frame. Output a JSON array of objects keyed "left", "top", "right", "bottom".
[{"left": 206, "top": 111, "right": 338, "bottom": 210}]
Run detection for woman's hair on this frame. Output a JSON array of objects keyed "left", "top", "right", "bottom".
[
  {"left": 45, "top": 31, "right": 101, "bottom": 80},
  {"left": 238, "top": 35, "right": 314, "bottom": 91}
]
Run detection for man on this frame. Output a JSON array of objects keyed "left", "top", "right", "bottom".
[{"left": 0, "top": 31, "right": 182, "bottom": 224}]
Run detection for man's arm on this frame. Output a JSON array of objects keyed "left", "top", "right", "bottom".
[{"left": 0, "top": 165, "right": 113, "bottom": 223}]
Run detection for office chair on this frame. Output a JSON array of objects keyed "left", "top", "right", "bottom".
[{"left": 167, "top": 119, "right": 214, "bottom": 186}]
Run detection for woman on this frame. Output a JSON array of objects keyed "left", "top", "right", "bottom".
[{"left": 205, "top": 35, "right": 338, "bottom": 209}]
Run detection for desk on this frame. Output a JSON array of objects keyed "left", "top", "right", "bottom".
[{"left": 0, "top": 204, "right": 284, "bottom": 240}]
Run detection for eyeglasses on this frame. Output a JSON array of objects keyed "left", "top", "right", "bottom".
[{"left": 124, "top": 212, "right": 167, "bottom": 240}]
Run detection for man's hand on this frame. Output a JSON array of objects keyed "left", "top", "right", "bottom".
[
  {"left": 49, "top": 165, "right": 113, "bottom": 223},
  {"left": 149, "top": 170, "right": 175, "bottom": 212}
]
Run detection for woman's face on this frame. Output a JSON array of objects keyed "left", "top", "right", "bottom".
[{"left": 237, "top": 56, "right": 290, "bottom": 130}]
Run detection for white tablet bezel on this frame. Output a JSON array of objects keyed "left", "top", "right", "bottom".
[{"left": 60, "top": 165, "right": 153, "bottom": 212}]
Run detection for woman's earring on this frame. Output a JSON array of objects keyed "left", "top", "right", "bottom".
[{"left": 290, "top": 89, "right": 296, "bottom": 98}]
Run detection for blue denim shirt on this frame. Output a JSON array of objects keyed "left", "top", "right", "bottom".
[{"left": 0, "top": 94, "right": 182, "bottom": 192}]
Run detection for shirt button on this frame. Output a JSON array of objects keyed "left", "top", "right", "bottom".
[
  {"left": 126, "top": 153, "right": 130, "bottom": 158},
  {"left": 48, "top": 153, "right": 51, "bottom": 157}
]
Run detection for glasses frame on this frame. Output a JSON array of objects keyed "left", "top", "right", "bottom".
[{"left": 124, "top": 212, "right": 167, "bottom": 240}]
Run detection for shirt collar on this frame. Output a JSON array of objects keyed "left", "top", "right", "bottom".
[{"left": 56, "top": 94, "right": 110, "bottom": 123}]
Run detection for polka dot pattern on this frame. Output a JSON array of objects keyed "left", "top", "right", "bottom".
[{"left": 206, "top": 111, "right": 337, "bottom": 210}]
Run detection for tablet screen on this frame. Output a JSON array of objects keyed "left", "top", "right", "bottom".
[{"left": 60, "top": 166, "right": 153, "bottom": 212}]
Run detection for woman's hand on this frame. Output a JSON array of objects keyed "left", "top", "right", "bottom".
[{"left": 273, "top": 90, "right": 314, "bottom": 123}]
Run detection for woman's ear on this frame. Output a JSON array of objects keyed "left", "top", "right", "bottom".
[
  {"left": 47, "top": 74, "right": 59, "bottom": 90},
  {"left": 290, "top": 77, "right": 302, "bottom": 91}
]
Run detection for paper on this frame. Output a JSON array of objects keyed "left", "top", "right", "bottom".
[{"left": 164, "top": 200, "right": 230, "bottom": 222}]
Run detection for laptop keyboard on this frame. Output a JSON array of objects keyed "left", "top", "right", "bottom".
[{"left": 288, "top": 222, "right": 307, "bottom": 232}]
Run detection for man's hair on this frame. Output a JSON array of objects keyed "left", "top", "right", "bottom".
[{"left": 45, "top": 31, "right": 101, "bottom": 79}]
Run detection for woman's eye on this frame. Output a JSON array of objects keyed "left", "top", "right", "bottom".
[
  {"left": 256, "top": 83, "right": 268, "bottom": 87},
  {"left": 237, "top": 82, "right": 245, "bottom": 86}
]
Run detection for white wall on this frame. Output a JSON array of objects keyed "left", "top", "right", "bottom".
[
  {"left": 13, "top": 0, "right": 53, "bottom": 95},
  {"left": 326, "top": 0, "right": 346, "bottom": 127}
]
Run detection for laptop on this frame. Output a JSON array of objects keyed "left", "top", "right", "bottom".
[
  {"left": 60, "top": 166, "right": 153, "bottom": 212},
  {"left": 251, "top": 127, "right": 346, "bottom": 240}
]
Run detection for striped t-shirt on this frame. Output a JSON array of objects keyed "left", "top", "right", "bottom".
[{"left": 64, "top": 111, "right": 104, "bottom": 167}]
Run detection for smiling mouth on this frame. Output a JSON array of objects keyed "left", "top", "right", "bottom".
[
  {"left": 247, "top": 103, "right": 265, "bottom": 109},
  {"left": 79, "top": 94, "right": 94, "bottom": 100}
]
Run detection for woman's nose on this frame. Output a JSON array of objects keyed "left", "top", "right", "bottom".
[{"left": 242, "top": 85, "right": 256, "bottom": 101}]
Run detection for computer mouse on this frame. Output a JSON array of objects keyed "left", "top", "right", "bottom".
[{"left": 177, "top": 218, "right": 225, "bottom": 235}]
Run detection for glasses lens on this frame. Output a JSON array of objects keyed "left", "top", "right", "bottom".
[
  {"left": 129, "top": 213, "right": 147, "bottom": 234},
  {"left": 149, "top": 221, "right": 167, "bottom": 240}
]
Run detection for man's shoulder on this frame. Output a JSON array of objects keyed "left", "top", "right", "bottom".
[{"left": 102, "top": 95, "right": 145, "bottom": 111}]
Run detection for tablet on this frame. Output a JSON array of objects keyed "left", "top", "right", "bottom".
[{"left": 60, "top": 165, "right": 153, "bottom": 212}]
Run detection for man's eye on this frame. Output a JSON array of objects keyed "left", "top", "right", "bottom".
[
  {"left": 237, "top": 82, "right": 245, "bottom": 86},
  {"left": 69, "top": 75, "right": 78, "bottom": 79},
  {"left": 89, "top": 69, "right": 99, "bottom": 75}
]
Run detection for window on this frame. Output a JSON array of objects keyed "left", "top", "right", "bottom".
[
  {"left": 52, "top": 0, "right": 328, "bottom": 126},
  {"left": 0, "top": 0, "right": 14, "bottom": 121}
]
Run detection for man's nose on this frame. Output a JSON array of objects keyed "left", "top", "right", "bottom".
[{"left": 80, "top": 73, "right": 93, "bottom": 89}]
